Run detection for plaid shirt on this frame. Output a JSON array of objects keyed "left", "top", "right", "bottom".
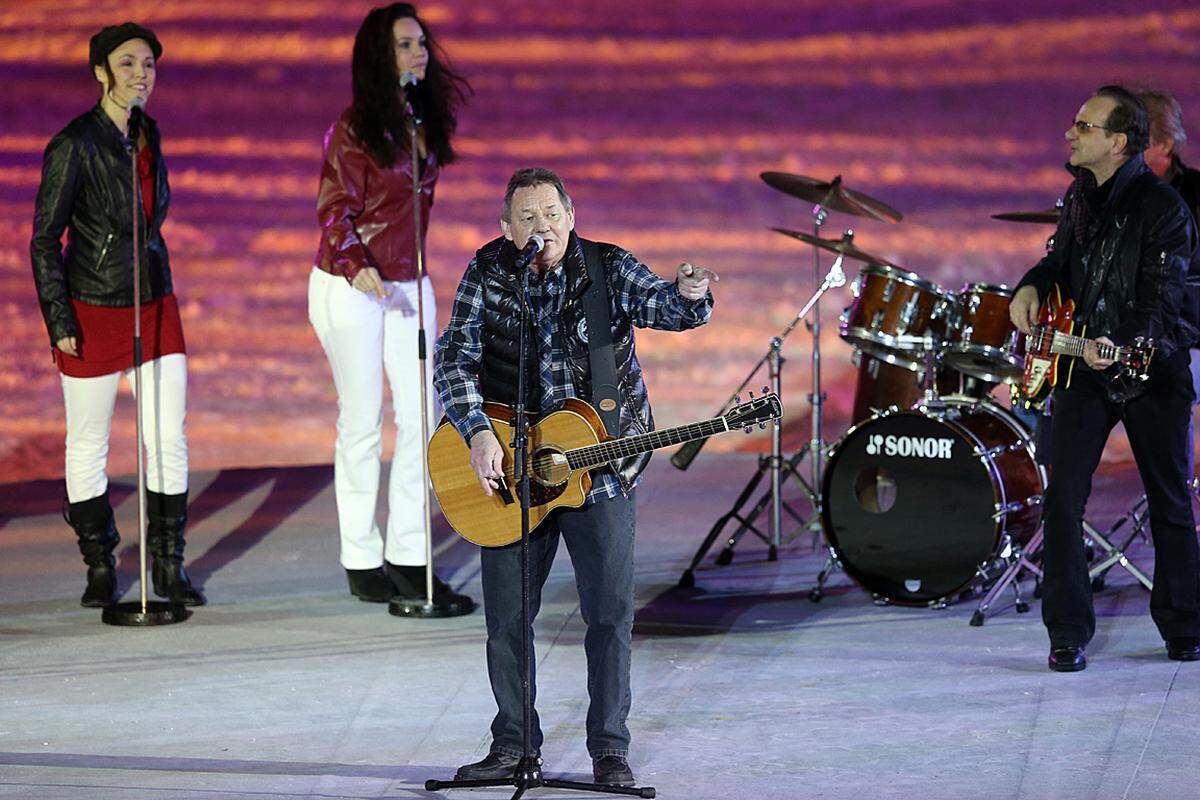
[{"left": 434, "top": 236, "right": 712, "bottom": 502}]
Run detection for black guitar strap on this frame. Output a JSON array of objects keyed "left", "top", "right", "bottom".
[{"left": 581, "top": 240, "right": 621, "bottom": 437}]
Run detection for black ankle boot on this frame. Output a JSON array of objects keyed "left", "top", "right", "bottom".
[
  {"left": 147, "top": 491, "right": 206, "bottom": 606},
  {"left": 65, "top": 492, "right": 120, "bottom": 608}
]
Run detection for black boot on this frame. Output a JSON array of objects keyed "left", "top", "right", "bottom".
[
  {"left": 147, "top": 491, "right": 206, "bottom": 606},
  {"left": 65, "top": 492, "right": 120, "bottom": 607}
]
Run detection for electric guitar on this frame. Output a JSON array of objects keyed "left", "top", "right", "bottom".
[
  {"left": 428, "top": 394, "right": 783, "bottom": 547},
  {"left": 1020, "top": 284, "right": 1154, "bottom": 403}
]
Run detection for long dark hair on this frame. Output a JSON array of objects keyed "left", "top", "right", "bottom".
[{"left": 350, "top": 3, "right": 471, "bottom": 168}]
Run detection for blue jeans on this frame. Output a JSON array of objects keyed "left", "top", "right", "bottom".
[{"left": 480, "top": 491, "right": 636, "bottom": 759}]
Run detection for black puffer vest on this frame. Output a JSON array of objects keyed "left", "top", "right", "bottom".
[{"left": 474, "top": 232, "right": 653, "bottom": 491}]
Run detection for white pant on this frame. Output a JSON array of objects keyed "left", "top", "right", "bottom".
[
  {"left": 60, "top": 353, "right": 189, "bottom": 503},
  {"left": 308, "top": 267, "right": 437, "bottom": 569}
]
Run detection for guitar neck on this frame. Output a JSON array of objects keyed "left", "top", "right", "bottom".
[
  {"left": 1044, "top": 329, "right": 1126, "bottom": 363},
  {"left": 566, "top": 417, "right": 730, "bottom": 470}
]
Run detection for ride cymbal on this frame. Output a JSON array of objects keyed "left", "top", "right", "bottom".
[
  {"left": 991, "top": 209, "right": 1061, "bottom": 224},
  {"left": 761, "top": 172, "right": 903, "bottom": 223}
]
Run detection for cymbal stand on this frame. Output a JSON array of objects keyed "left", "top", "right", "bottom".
[{"left": 677, "top": 234, "right": 849, "bottom": 588}]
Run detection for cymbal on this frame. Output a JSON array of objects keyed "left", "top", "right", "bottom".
[
  {"left": 770, "top": 227, "right": 901, "bottom": 268},
  {"left": 760, "top": 172, "right": 903, "bottom": 223},
  {"left": 991, "top": 209, "right": 1061, "bottom": 224}
]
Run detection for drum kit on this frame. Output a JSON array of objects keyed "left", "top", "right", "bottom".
[{"left": 676, "top": 171, "right": 1083, "bottom": 620}]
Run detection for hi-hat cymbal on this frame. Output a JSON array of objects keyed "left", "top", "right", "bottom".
[
  {"left": 761, "top": 172, "right": 903, "bottom": 223},
  {"left": 770, "top": 227, "right": 901, "bottom": 268},
  {"left": 991, "top": 209, "right": 1061, "bottom": 224}
]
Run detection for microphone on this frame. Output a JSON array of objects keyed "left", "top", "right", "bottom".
[
  {"left": 399, "top": 71, "right": 421, "bottom": 121},
  {"left": 827, "top": 229, "right": 853, "bottom": 288},
  {"left": 513, "top": 234, "right": 545, "bottom": 270},
  {"left": 126, "top": 96, "right": 146, "bottom": 150}
]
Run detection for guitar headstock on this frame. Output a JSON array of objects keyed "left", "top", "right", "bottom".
[
  {"left": 724, "top": 393, "right": 783, "bottom": 430},
  {"left": 1121, "top": 337, "right": 1155, "bottom": 381}
]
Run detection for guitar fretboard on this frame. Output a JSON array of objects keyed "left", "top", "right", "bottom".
[
  {"left": 566, "top": 418, "right": 729, "bottom": 470},
  {"left": 1033, "top": 328, "right": 1125, "bottom": 362}
]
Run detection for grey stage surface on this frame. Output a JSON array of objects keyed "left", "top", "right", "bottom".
[{"left": 1, "top": 454, "right": 1197, "bottom": 800}]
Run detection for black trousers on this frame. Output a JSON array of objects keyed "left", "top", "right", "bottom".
[{"left": 1042, "top": 363, "right": 1200, "bottom": 647}]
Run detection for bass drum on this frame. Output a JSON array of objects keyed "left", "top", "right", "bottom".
[{"left": 822, "top": 397, "right": 1045, "bottom": 605}]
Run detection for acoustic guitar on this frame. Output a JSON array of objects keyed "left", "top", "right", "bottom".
[
  {"left": 1020, "top": 283, "right": 1154, "bottom": 404},
  {"left": 428, "top": 394, "right": 783, "bottom": 547}
]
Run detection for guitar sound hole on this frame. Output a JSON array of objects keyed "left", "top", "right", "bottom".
[{"left": 531, "top": 447, "right": 570, "bottom": 487}]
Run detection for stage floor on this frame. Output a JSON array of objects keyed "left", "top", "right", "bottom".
[{"left": 1, "top": 453, "right": 1197, "bottom": 800}]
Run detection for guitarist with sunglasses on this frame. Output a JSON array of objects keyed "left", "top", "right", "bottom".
[
  {"left": 433, "top": 167, "right": 715, "bottom": 786},
  {"left": 1009, "top": 85, "right": 1200, "bottom": 672}
]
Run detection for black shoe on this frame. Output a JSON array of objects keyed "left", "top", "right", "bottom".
[
  {"left": 593, "top": 755, "right": 635, "bottom": 787},
  {"left": 346, "top": 567, "right": 395, "bottom": 602},
  {"left": 1048, "top": 645, "right": 1087, "bottom": 672},
  {"left": 385, "top": 563, "right": 475, "bottom": 614},
  {"left": 1167, "top": 637, "right": 1200, "bottom": 661},
  {"left": 454, "top": 751, "right": 530, "bottom": 781}
]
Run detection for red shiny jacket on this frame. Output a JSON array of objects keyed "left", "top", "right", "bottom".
[{"left": 314, "top": 109, "right": 438, "bottom": 283}]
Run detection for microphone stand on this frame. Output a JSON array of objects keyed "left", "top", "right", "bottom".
[
  {"left": 424, "top": 254, "right": 654, "bottom": 798},
  {"left": 103, "top": 104, "right": 189, "bottom": 626},
  {"left": 389, "top": 80, "right": 473, "bottom": 619}
]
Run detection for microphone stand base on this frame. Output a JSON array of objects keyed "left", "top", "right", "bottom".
[
  {"left": 388, "top": 595, "right": 476, "bottom": 618},
  {"left": 101, "top": 600, "right": 191, "bottom": 627}
]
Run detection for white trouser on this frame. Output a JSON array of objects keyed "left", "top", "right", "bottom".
[
  {"left": 60, "top": 353, "right": 189, "bottom": 503},
  {"left": 308, "top": 267, "right": 437, "bottom": 569}
]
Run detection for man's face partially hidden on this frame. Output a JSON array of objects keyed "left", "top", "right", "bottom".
[{"left": 502, "top": 183, "right": 575, "bottom": 271}]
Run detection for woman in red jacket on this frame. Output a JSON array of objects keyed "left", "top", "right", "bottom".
[
  {"left": 309, "top": 3, "right": 472, "bottom": 609},
  {"left": 31, "top": 24, "right": 203, "bottom": 608}
]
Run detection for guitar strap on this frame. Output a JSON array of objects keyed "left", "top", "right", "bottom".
[{"left": 580, "top": 240, "right": 621, "bottom": 437}]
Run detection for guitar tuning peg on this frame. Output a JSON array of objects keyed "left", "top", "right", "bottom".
[
  {"left": 744, "top": 426, "right": 753, "bottom": 434},
  {"left": 758, "top": 421, "right": 767, "bottom": 430},
  {"left": 773, "top": 419, "right": 781, "bottom": 428},
  {"left": 748, "top": 390, "right": 755, "bottom": 399},
  {"left": 761, "top": 386, "right": 770, "bottom": 395},
  {"left": 734, "top": 394, "right": 741, "bottom": 404}
]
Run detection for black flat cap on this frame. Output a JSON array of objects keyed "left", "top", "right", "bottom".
[{"left": 89, "top": 23, "right": 162, "bottom": 69}]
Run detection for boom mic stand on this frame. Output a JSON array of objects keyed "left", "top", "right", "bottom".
[
  {"left": 677, "top": 232, "right": 850, "bottom": 588},
  {"left": 424, "top": 247, "right": 654, "bottom": 798},
  {"left": 389, "top": 74, "right": 473, "bottom": 619},
  {"left": 103, "top": 102, "right": 189, "bottom": 627}
]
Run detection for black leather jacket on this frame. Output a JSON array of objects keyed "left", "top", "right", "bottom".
[
  {"left": 30, "top": 104, "right": 172, "bottom": 345},
  {"left": 474, "top": 233, "right": 657, "bottom": 492},
  {"left": 1018, "top": 155, "right": 1199, "bottom": 390}
]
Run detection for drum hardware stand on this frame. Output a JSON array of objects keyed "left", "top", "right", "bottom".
[
  {"left": 675, "top": 231, "right": 851, "bottom": 589},
  {"left": 389, "top": 74, "right": 473, "bottom": 619},
  {"left": 1084, "top": 515, "right": 1153, "bottom": 592},
  {"left": 970, "top": 530, "right": 1044, "bottom": 626},
  {"left": 423, "top": 234, "right": 654, "bottom": 800}
]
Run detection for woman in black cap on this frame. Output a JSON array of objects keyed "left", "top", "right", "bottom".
[
  {"left": 31, "top": 23, "right": 204, "bottom": 608},
  {"left": 308, "top": 3, "right": 473, "bottom": 610}
]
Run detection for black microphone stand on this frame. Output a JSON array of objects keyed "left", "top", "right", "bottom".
[
  {"left": 424, "top": 251, "right": 654, "bottom": 798},
  {"left": 102, "top": 103, "right": 189, "bottom": 627}
]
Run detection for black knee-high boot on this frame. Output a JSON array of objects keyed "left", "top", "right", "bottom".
[
  {"left": 65, "top": 492, "right": 120, "bottom": 607},
  {"left": 146, "top": 491, "right": 206, "bottom": 606}
]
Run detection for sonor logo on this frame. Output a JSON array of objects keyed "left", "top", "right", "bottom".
[{"left": 865, "top": 433, "right": 954, "bottom": 459}]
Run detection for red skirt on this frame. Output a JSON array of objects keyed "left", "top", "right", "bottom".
[{"left": 55, "top": 295, "right": 186, "bottom": 378}]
